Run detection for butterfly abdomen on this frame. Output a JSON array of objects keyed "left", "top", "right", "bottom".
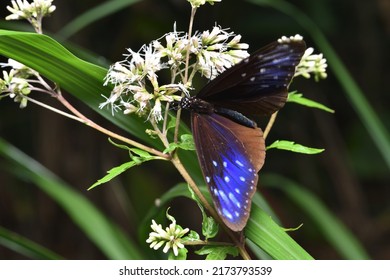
[{"left": 214, "top": 107, "right": 257, "bottom": 129}]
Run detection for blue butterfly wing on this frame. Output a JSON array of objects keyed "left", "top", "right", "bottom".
[{"left": 192, "top": 112, "right": 265, "bottom": 231}]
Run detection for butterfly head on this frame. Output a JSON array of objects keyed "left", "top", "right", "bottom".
[{"left": 180, "top": 96, "right": 214, "bottom": 114}]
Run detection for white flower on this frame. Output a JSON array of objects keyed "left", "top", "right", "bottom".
[
  {"left": 146, "top": 217, "right": 189, "bottom": 256},
  {"left": 0, "top": 69, "right": 31, "bottom": 108},
  {"left": 100, "top": 25, "right": 249, "bottom": 120},
  {"left": 6, "top": 0, "right": 56, "bottom": 21},
  {"left": 295, "top": 47, "right": 328, "bottom": 81},
  {"left": 195, "top": 26, "right": 249, "bottom": 78},
  {"left": 0, "top": 59, "right": 37, "bottom": 78}
]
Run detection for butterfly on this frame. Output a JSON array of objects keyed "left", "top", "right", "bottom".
[{"left": 179, "top": 35, "right": 306, "bottom": 231}]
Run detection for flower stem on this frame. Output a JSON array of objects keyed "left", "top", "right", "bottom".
[
  {"left": 184, "top": 7, "right": 197, "bottom": 84},
  {"left": 47, "top": 92, "right": 170, "bottom": 159},
  {"left": 173, "top": 6, "right": 197, "bottom": 144},
  {"left": 263, "top": 111, "right": 279, "bottom": 140}
]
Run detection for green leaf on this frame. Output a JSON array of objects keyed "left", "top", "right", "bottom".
[
  {"left": 164, "top": 134, "right": 195, "bottom": 154},
  {"left": 89, "top": 148, "right": 163, "bottom": 190},
  {"left": 58, "top": 0, "right": 142, "bottom": 39},
  {"left": 166, "top": 115, "right": 178, "bottom": 132},
  {"left": 195, "top": 245, "right": 239, "bottom": 260},
  {"left": 186, "top": 184, "right": 219, "bottom": 239},
  {"left": 89, "top": 161, "right": 137, "bottom": 190},
  {"left": 183, "top": 230, "right": 201, "bottom": 242},
  {"left": 202, "top": 216, "right": 219, "bottom": 240},
  {"left": 262, "top": 174, "right": 370, "bottom": 259},
  {"left": 129, "top": 148, "right": 154, "bottom": 158},
  {"left": 168, "top": 247, "right": 188, "bottom": 260},
  {"left": 0, "top": 138, "right": 143, "bottom": 259},
  {"left": 267, "top": 140, "right": 325, "bottom": 154},
  {"left": 245, "top": 204, "right": 314, "bottom": 260},
  {"left": 288, "top": 91, "right": 334, "bottom": 113},
  {"left": 0, "top": 226, "right": 63, "bottom": 260}
]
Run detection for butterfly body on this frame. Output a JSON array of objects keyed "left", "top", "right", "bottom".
[
  {"left": 180, "top": 36, "right": 306, "bottom": 231},
  {"left": 180, "top": 97, "right": 257, "bottom": 128}
]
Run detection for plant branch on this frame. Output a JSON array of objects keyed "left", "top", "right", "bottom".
[
  {"left": 183, "top": 240, "right": 233, "bottom": 246},
  {"left": 50, "top": 92, "right": 169, "bottom": 159},
  {"left": 173, "top": 7, "right": 198, "bottom": 144},
  {"left": 263, "top": 111, "right": 279, "bottom": 140}
]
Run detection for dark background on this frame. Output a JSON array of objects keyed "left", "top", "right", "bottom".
[{"left": 0, "top": 0, "right": 389, "bottom": 259}]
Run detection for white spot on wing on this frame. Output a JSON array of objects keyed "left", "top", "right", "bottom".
[
  {"left": 206, "top": 176, "right": 210, "bottom": 183},
  {"left": 212, "top": 160, "right": 218, "bottom": 167},
  {"left": 239, "top": 176, "right": 245, "bottom": 182},
  {"left": 235, "top": 160, "right": 244, "bottom": 167},
  {"left": 222, "top": 208, "right": 233, "bottom": 220},
  {"left": 228, "top": 192, "right": 241, "bottom": 209},
  {"left": 224, "top": 176, "right": 230, "bottom": 183}
]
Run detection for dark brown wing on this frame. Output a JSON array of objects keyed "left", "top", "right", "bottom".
[{"left": 197, "top": 39, "right": 306, "bottom": 116}]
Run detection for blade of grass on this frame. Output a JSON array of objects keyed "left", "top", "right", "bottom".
[
  {"left": 262, "top": 173, "right": 370, "bottom": 259},
  {"left": 247, "top": 0, "right": 390, "bottom": 169},
  {"left": 245, "top": 204, "right": 314, "bottom": 260},
  {"left": 58, "top": 0, "right": 142, "bottom": 40},
  {"left": 0, "top": 137, "right": 144, "bottom": 259},
  {"left": 0, "top": 226, "right": 63, "bottom": 259}
]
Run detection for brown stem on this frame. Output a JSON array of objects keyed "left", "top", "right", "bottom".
[
  {"left": 54, "top": 93, "right": 169, "bottom": 160},
  {"left": 263, "top": 111, "right": 279, "bottom": 140}
]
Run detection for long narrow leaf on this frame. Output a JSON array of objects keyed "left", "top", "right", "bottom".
[
  {"left": 288, "top": 92, "right": 335, "bottom": 113},
  {"left": 0, "top": 137, "right": 143, "bottom": 259},
  {"left": 58, "top": 0, "right": 142, "bottom": 39},
  {"left": 262, "top": 174, "right": 370, "bottom": 259},
  {"left": 0, "top": 226, "right": 62, "bottom": 260},
  {"left": 245, "top": 204, "right": 314, "bottom": 260},
  {"left": 267, "top": 140, "right": 324, "bottom": 154}
]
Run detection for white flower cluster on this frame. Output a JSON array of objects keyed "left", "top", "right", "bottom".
[
  {"left": 295, "top": 47, "right": 328, "bottom": 81},
  {"left": 0, "top": 59, "right": 36, "bottom": 108},
  {"left": 101, "top": 26, "right": 249, "bottom": 122},
  {"left": 6, "top": 0, "right": 56, "bottom": 21},
  {"left": 146, "top": 218, "right": 189, "bottom": 257}
]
